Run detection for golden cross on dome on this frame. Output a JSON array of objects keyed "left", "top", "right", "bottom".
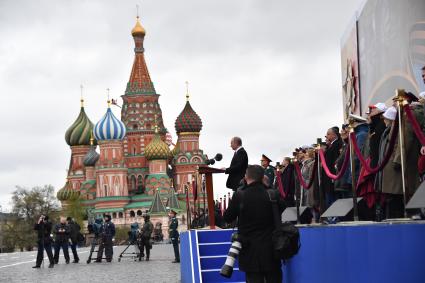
[
  {"left": 106, "top": 88, "right": 111, "bottom": 106},
  {"left": 185, "top": 81, "right": 189, "bottom": 101},
  {"left": 136, "top": 4, "right": 139, "bottom": 18},
  {"left": 80, "top": 84, "right": 84, "bottom": 107}
]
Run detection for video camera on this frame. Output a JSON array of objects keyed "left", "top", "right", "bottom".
[{"left": 87, "top": 218, "right": 103, "bottom": 237}]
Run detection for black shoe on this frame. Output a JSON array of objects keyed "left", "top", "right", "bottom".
[
  {"left": 146, "top": 257, "right": 149, "bottom": 261},
  {"left": 66, "top": 260, "right": 70, "bottom": 264},
  {"left": 95, "top": 259, "right": 102, "bottom": 263},
  {"left": 172, "top": 259, "right": 180, "bottom": 263},
  {"left": 32, "top": 265, "right": 41, "bottom": 268},
  {"left": 72, "top": 260, "right": 79, "bottom": 263},
  {"left": 48, "top": 263, "right": 54, "bottom": 268}
]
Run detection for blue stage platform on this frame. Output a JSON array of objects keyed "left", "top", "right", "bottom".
[{"left": 180, "top": 221, "right": 425, "bottom": 283}]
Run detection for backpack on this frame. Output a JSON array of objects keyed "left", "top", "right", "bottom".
[{"left": 267, "top": 190, "right": 301, "bottom": 261}]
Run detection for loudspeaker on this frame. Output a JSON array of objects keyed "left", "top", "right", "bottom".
[
  {"left": 406, "top": 181, "right": 425, "bottom": 209},
  {"left": 321, "top": 198, "right": 363, "bottom": 221},
  {"left": 281, "top": 206, "right": 313, "bottom": 224}
]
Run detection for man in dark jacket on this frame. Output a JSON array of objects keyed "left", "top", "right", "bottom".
[
  {"left": 96, "top": 214, "right": 115, "bottom": 262},
  {"left": 33, "top": 215, "right": 54, "bottom": 268},
  {"left": 140, "top": 214, "right": 154, "bottom": 261},
  {"left": 224, "top": 137, "right": 248, "bottom": 191},
  {"left": 224, "top": 165, "right": 282, "bottom": 283},
  {"left": 321, "top": 127, "right": 343, "bottom": 208},
  {"left": 53, "top": 216, "right": 70, "bottom": 264},
  {"left": 67, "top": 217, "right": 81, "bottom": 263}
]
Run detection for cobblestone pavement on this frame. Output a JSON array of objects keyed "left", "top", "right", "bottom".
[{"left": 0, "top": 244, "right": 180, "bottom": 283}]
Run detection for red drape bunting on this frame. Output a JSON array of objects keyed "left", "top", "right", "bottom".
[
  {"left": 318, "top": 144, "right": 350, "bottom": 180},
  {"left": 404, "top": 104, "right": 425, "bottom": 145},
  {"left": 350, "top": 118, "right": 399, "bottom": 174},
  {"left": 275, "top": 170, "right": 286, "bottom": 199}
]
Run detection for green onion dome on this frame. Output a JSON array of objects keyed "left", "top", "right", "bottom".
[
  {"left": 175, "top": 101, "right": 202, "bottom": 134},
  {"left": 145, "top": 133, "right": 172, "bottom": 160},
  {"left": 57, "top": 181, "right": 80, "bottom": 201},
  {"left": 65, "top": 106, "right": 96, "bottom": 146}
]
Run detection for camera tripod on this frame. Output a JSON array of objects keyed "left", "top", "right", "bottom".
[
  {"left": 86, "top": 234, "right": 109, "bottom": 264},
  {"left": 118, "top": 235, "right": 143, "bottom": 262}
]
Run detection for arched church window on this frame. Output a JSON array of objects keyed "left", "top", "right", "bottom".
[
  {"left": 133, "top": 146, "right": 137, "bottom": 155},
  {"left": 104, "top": 185, "right": 108, "bottom": 197},
  {"left": 112, "top": 212, "right": 117, "bottom": 219},
  {"left": 131, "top": 175, "right": 136, "bottom": 192},
  {"left": 118, "top": 212, "right": 123, "bottom": 218},
  {"left": 137, "top": 210, "right": 142, "bottom": 216},
  {"left": 137, "top": 175, "right": 144, "bottom": 193},
  {"left": 130, "top": 210, "right": 135, "bottom": 217},
  {"left": 133, "top": 124, "right": 138, "bottom": 130}
]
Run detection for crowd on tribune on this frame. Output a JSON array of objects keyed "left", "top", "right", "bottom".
[{"left": 268, "top": 87, "right": 425, "bottom": 223}]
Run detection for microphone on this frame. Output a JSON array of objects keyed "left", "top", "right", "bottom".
[{"left": 206, "top": 153, "right": 223, "bottom": 165}]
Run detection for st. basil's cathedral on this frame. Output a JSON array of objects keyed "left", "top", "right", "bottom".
[{"left": 57, "top": 16, "right": 207, "bottom": 237}]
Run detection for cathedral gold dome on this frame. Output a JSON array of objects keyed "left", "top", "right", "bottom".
[
  {"left": 145, "top": 134, "right": 172, "bottom": 160},
  {"left": 132, "top": 17, "right": 146, "bottom": 36}
]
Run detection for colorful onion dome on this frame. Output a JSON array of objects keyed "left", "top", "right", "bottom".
[
  {"left": 145, "top": 133, "right": 172, "bottom": 160},
  {"left": 83, "top": 146, "right": 99, "bottom": 166},
  {"left": 94, "top": 107, "right": 126, "bottom": 141},
  {"left": 57, "top": 181, "right": 79, "bottom": 201},
  {"left": 175, "top": 101, "right": 203, "bottom": 133},
  {"left": 132, "top": 16, "right": 146, "bottom": 37},
  {"left": 65, "top": 106, "right": 95, "bottom": 146}
]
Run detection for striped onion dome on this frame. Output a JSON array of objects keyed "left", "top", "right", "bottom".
[
  {"left": 94, "top": 107, "right": 126, "bottom": 141},
  {"left": 83, "top": 146, "right": 99, "bottom": 166},
  {"left": 175, "top": 101, "right": 202, "bottom": 133},
  {"left": 65, "top": 107, "right": 95, "bottom": 146},
  {"left": 145, "top": 133, "right": 172, "bottom": 160},
  {"left": 57, "top": 181, "right": 79, "bottom": 201}
]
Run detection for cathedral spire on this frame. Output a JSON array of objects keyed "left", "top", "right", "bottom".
[{"left": 125, "top": 16, "right": 155, "bottom": 95}]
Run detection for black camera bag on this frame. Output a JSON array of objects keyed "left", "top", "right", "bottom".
[{"left": 267, "top": 190, "right": 300, "bottom": 261}]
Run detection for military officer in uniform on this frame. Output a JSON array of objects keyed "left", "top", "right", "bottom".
[
  {"left": 96, "top": 214, "right": 115, "bottom": 262},
  {"left": 168, "top": 210, "right": 180, "bottom": 263},
  {"left": 140, "top": 214, "right": 154, "bottom": 261},
  {"left": 261, "top": 154, "right": 275, "bottom": 188}
]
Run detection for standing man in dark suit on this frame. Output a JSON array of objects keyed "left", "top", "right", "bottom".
[
  {"left": 321, "top": 127, "right": 343, "bottom": 208},
  {"left": 223, "top": 137, "right": 248, "bottom": 191}
]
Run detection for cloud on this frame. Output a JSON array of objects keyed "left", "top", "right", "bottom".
[{"left": 0, "top": 0, "right": 364, "bottom": 210}]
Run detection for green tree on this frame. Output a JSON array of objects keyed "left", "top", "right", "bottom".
[
  {"left": 4, "top": 185, "right": 60, "bottom": 251},
  {"left": 63, "top": 195, "right": 86, "bottom": 226}
]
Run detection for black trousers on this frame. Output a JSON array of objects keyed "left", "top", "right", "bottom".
[
  {"left": 171, "top": 238, "right": 180, "bottom": 261},
  {"left": 70, "top": 241, "right": 79, "bottom": 261},
  {"left": 245, "top": 269, "right": 283, "bottom": 283},
  {"left": 36, "top": 241, "right": 54, "bottom": 266},
  {"left": 53, "top": 242, "right": 70, "bottom": 263},
  {"left": 97, "top": 236, "right": 113, "bottom": 261},
  {"left": 139, "top": 237, "right": 151, "bottom": 258}
]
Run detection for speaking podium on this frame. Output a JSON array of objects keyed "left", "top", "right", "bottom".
[{"left": 197, "top": 165, "right": 225, "bottom": 229}]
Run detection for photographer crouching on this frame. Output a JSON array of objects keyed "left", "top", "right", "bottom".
[
  {"left": 223, "top": 165, "right": 282, "bottom": 283},
  {"left": 33, "top": 215, "right": 54, "bottom": 268}
]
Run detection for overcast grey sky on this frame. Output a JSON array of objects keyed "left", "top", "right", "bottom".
[{"left": 0, "top": 0, "right": 365, "bottom": 211}]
